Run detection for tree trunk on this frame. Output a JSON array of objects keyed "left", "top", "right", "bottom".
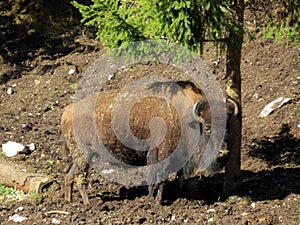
[{"left": 223, "top": 0, "right": 244, "bottom": 196}]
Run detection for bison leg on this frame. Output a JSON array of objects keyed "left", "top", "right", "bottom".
[
  {"left": 176, "top": 168, "right": 184, "bottom": 186},
  {"left": 155, "top": 182, "right": 165, "bottom": 205},
  {"left": 75, "top": 174, "right": 90, "bottom": 205},
  {"left": 148, "top": 183, "right": 158, "bottom": 198},
  {"left": 147, "top": 149, "right": 161, "bottom": 202},
  {"left": 64, "top": 162, "right": 77, "bottom": 203},
  {"left": 148, "top": 182, "right": 165, "bottom": 205}
]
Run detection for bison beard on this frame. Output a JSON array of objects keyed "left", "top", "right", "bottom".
[{"left": 61, "top": 81, "right": 237, "bottom": 205}]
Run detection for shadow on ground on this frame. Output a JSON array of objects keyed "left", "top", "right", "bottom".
[
  {"left": 248, "top": 124, "right": 299, "bottom": 166},
  {"left": 0, "top": 0, "right": 95, "bottom": 84},
  {"left": 91, "top": 124, "right": 300, "bottom": 205},
  {"left": 86, "top": 166, "right": 299, "bottom": 206}
]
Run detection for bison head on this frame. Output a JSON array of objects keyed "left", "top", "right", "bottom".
[{"left": 192, "top": 98, "right": 238, "bottom": 173}]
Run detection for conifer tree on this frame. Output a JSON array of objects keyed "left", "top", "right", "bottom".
[{"left": 72, "top": 0, "right": 300, "bottom": 195}]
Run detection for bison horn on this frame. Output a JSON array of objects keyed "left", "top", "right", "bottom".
[
  {"left": 226, "top": 98, "right": 239, "bottom": 116},
  {"left": 192, "top": 101, "right": 203, "bottom": 122}
]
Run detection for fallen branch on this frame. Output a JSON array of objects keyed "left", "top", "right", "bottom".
[
  {"left": 0, "top": 157, "right": 54, "bottom": 194},
  {"left": 44, "top": 210, "right": 70, "bottom": 215}
]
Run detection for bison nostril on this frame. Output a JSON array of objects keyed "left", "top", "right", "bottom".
[
  {"left": 203, "top": 124, "right": 211, "bottom": 135},
  {"left": 205, "top": 129, "right": 211, "bottom": 135}
]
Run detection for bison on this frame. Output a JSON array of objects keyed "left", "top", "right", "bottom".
[{"left": 61, "top": 81, "right": 238, "bottom": 205}]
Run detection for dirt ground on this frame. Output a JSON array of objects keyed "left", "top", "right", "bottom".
[{"left": 0, "top": 4, "right": 300, "bottom": 225}]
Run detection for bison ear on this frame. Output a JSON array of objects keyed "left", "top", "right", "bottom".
[
  {"left": 226, "top": 98, "right": 238, "bottom": 116},
  {"left": 192, "top": 100, "right": 205, "bottom": 123}
]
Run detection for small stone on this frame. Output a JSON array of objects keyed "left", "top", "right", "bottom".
[
  {"left": 8, "top": 214, "right": 27, "bottom": 222},
  {"left": 52, "top": 218, "right": 60, "bottom": 224},
  {"left": 15, "top": 207, "right": 24, "bottom": 212},
  {"left": 68, "top": 68, "right": 76, "bottom": 75},
  {"left": 27, "top": 143, "right": 36, "bottom": 151},
  {"left": 171, "top": 215, "right": 176, "bottom": 221},
  {"left": 207, "top": 209, "right": 215, "bottom": 213},
  {"left": 7, "top": 87, "right": 13, "bottom": 95}
]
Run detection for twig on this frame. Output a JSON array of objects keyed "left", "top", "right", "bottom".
[{"left": 44, "top": 210, "right": 70, "bottom": 215}]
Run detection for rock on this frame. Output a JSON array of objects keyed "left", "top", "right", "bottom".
[
  {"left": 7, "top": 87, "right": 13, "bottom": 95},
  {"left": 68, "top": 68, "right": 77, "bottom": 75},
  {"left": 259, "top": 97, "right": 292, "bottom": 117},
  {"left": 8, "top": 214, "right": 27, "bottom": 222},
  {"left": 2, "top": 141, "right": 25, "bottom": 157}
]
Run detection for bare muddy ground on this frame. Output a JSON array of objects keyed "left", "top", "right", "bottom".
[{"left": 0, "top": 4, "right": 299, "bottom": 225}]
